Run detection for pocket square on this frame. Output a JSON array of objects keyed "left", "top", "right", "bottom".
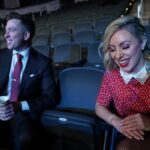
[{"left": 29, "top": 74, "right": 37, "bottom": 77}]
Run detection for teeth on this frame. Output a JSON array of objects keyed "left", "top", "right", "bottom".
[{"left": 119, "top": 59, "right": 129, "bottom": 64}]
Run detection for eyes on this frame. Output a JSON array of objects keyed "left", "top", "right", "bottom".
[
  {"left": 5, "top": 27, "right": 17, "bottom": 34},
  {"left": 108, "top": 44, "right": 130, "bottom": 53}
]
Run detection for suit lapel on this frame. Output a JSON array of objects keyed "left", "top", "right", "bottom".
[{"left": 20, "top": 49, "right": 37, "bottom": 90}]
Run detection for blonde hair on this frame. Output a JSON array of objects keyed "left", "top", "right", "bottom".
[{"left": 99, "top": 15, "right": 150, "bottom": 70}]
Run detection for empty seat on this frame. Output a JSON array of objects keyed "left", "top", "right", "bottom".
[
  {"left": 41, "top": 67, "right": 106, "bottom": 150},
  {"left": 36, "top": 27, "right": 50, "bottom": 36},
  {"left": 94, "top": 20, "right": 111, "bottom": 40},
  {"left": 33, "top": 45, "right": 50, "bottom": 58},
  {"left": 51, "top": 25, "right": 70, "bottom": 36},
  {"left": 50, "top": 32, "right": 72, "bottom": 48},
  {"left": 32, "top": 35, "right": 49, "bottom": 47},
  {"left": 53, "top": 42, "right": 82, "bottom": 65},
  {"left": 52, "top": 42, "right": 82, "bottom": 76},
  {"left": 73, "top": 30, "right": 97, "bottom": 48},
  {"left": 144, "top": 25, "right": 150, "bottom": 45},
  {"left": 72, "top": 21, "right": 93, "bottom": 34},
  {"left": 85, "top": 42, "right": 105, "bottom": 70}
]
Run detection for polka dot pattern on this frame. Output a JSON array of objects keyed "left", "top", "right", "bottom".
[{"left": 96, "top": 69, "right": 150, "bottom": 117}]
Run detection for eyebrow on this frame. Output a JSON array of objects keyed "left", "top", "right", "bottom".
[{"left": 119, "top": 41, "right": 131, "bottom": 46}]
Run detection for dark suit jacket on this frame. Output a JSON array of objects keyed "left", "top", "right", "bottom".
[{"left": 0, "top": 48, "right": 56, "bottom": 115}]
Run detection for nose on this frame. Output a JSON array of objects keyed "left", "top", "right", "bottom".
[
  {"left": 4, "top": 31, "right": 9, "bottom": 38},
  {"left": 115, "top": 49, "right": 123, "bottom": 59}
]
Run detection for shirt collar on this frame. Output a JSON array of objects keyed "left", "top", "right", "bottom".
[
  {"left": 13, "top": 47, "right": 30, "bottom": 57},
  {"left": 120, "top": 62, "right": 149, "bottom": 84}
]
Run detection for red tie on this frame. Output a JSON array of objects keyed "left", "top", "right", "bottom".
[{"left": 10, "top": 53, "right": 23, "bottom": 102}]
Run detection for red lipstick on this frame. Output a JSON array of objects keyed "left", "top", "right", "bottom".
[{"left": 119, "top": 63, "right": 128, "bottom": 67}]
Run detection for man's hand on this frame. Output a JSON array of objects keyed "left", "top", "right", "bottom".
[
  {"left": 0, "top": 102, "right": 21, "bottom": 121},
  {"left": 0, "top": 102, "right": 14, "bottom": 121}
]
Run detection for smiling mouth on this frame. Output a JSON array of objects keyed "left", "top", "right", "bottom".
[
  {"left": 119, "top": 60, "right": 129, "bottom": 68},
  {"left": 119, "top": 63, "right": 128, "bottom": 67}
]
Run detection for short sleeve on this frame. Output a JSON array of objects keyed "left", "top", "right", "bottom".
[{"left": 96, "top": 71, "right": 112, "bottom": 107}]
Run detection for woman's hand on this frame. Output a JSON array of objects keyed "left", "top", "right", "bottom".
[
  {"left": 95, "top": 104, "right": 147, "bottom": 140},
  {"left": 121, "top": 113, "right": 150, "bottom": 131},
  {"left": 112, "top": 116, "right": 144, "bottom": 140}
]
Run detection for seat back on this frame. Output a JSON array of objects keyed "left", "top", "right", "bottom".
[
  {"left": 41, "top": 67, "right": 108, "bottom": 150},
  {"left": 53, "top": 42, "right": 82, "bottom": 64},
  {"left": 73, "top": 22, "right": 93, "bottom": 34},
  {"left": 51, "top": 25, "right": 70, "bottom": 36},
  {"left": 33, "top": 45, "right": 50, "bottom": 58},
  {"left": 57, "top": 67, "right": 104, "bottom": 112},
  {"left": 73, "top": 30, "right": 97, "bottom": 48},
  {"left": 51, "top": 32, "right": 72, "bottom": 48},
  {"left": 32, "top": 35, "right": 49, "bottom": 47},
  {"left": 85, "top": 42, "right": 105, "bottom": 69}
]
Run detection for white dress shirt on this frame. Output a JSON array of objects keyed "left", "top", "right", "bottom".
[{"left": 7, "top": 48, "right": 30, "bottom": 111}]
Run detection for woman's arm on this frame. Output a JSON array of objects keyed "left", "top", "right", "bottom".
[
  {"left": 95, "top": 102, "right": 121, "bottom": 125},
  {"left": 95, "top": 103, "right": 144, "bottom": 140}
]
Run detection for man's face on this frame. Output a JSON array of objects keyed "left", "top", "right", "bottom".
[{"left": 5, "top": 19, "right": 28, "bottom": 51}]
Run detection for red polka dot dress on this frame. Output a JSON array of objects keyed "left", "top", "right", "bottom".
[{"left": 96, "top": 69, "right": 150, "bottom": 117}]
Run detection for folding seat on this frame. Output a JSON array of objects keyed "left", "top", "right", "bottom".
[
  {"left": 52, "top": 42, "right": 82, "bottom": 77},
  {"left": 36, "top": 27, "right": 50, "bottom": 36},
  {"left": 51, "top": 25, "right": 70, "bottom": 37},
  {"left": 50, "top": 32, "right": 72, "bottom": 48},
  {"left": 94, "top": 20, "right": 110, "bottom": 40},
  {"left": 72, "top": 21, "right": 93, "bottom": 34},
  {"left": 73, "top": 30, "right": 97, "bottom": 61},
  {"left": 84, "top": 42, "right": 105, "bottom": 70},
  {"left": 41, "top": 67, "right": 112, "bottom": 150},
  {"left": 33, "top": 45, "right": 50, "bottom": 58},
  {"left": 144, "top": 25, "right": 150, "bottom": 45},
  {"left": 32, "top": 35, "right": 49, "bottom": 47},
  {"left": 73, "top": 30, "right": 97, "bottom": 48}
]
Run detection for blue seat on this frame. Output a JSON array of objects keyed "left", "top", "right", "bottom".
[
  {"left": 73, "top": 22, "right": 93, "bottom": 34},
  {"left": 50, "top": 32, "right": 72, "bottom": 48},
  {"left": 52, "top": 42, "right": 82, "bottom": 77},
  {"left": 33, "top": 45, "right": 50, "bottom": 58},
  {"left": 74, "top": 30, "right": 97, "bottom": 48},
  {"left": 84, "top": 42, "right": 105, "bottom": 70},
  {"left": 41, "top": 67, "right": 112, "bottom": 150}
]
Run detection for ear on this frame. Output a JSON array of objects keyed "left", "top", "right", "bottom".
[
  {"left": 141, "top": 37, "right": 147, "bottom": 51},
  {"left": 24, "top": 31, "right": 30, "bottom": 41}
]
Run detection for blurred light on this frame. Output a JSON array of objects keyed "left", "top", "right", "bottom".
[{"left": 129, "top": 3, "right": 132, "bottom": 6}]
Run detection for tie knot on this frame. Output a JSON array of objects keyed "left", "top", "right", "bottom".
[{"left": 16, "top": 53, "right": 23, "bottom": 61}]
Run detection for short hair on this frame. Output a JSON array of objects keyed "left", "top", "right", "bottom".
[
  {"left": 99, "top": 15, "right": 150, "bottom": 70},
  {"left": 5, "top": 12, "right": 35, "bottom": 40}
]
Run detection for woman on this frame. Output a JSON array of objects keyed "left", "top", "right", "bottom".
[{"left": 95, "top": 16, "right": 150, "bottom": 150}]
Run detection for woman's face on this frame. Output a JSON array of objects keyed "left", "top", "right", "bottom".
[{"left": 108, "top": 28, "right": 146, "bottom": 74}]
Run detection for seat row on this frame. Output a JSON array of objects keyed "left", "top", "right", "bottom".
[
  {"left": 35, "top": 20, "right": 111, "bottom": 37},
  {"left": 33, "top": 42, "right": 105, "bottom": 76},
  {"left": 32, "top": 29, "right": 103, "bottom": 48}
]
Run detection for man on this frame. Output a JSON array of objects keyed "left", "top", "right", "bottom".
[{"left": 0, "top": 12, "right": 56, "bottom": 150}]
